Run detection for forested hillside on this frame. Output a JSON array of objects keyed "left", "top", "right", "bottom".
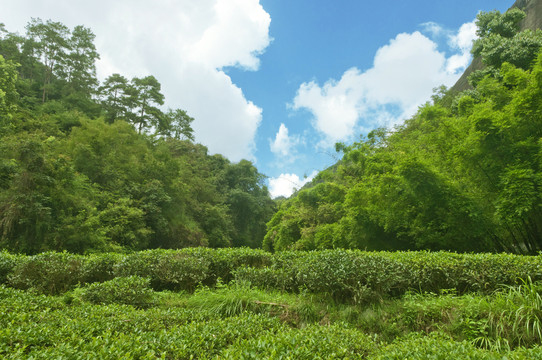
[
  {"left": 264, "top": 8, "right": 542, "bottom": 254},
  {"left": 2, "top": 5, "right": 542, "bottom": 358},
  {"left": 1, "top": 7, "right": 541, "bottom": 257},
  {"left": 0, "top": 19, "right": 275, "bottom": 254}
]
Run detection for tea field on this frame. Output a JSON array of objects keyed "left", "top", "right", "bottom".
[{"left": 1, "top": 248, "right": 542, "bottom": 359}]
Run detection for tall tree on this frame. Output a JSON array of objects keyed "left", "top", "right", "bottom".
[
  {"left": 62, "top": 25, "right": 99, "bottom": 97},
  {"left": 100, "top": 73, "right": 130, "bottom": 122},
  {"left": 25, "top": 18, "right": 70, "bottom": 103},
  {"left": 0, "top": 55, "right": 18, "bottom": 125},
  {"left": 158, "top": 108, "right": 195, "bottom": 140},
  {"left": 131, "top": 75, "right": 164, "bottom": 133}
]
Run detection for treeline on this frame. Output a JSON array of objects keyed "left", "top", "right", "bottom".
[
  {"left": 0, "top": 19, "right": 275, "bottom": 254},
  {"left": 265, "top": 9, "right": 542, "bottom": 254}
]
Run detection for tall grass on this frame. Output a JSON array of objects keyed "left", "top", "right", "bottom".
[{"left": 474, "top": 276, "right": 542, "bottom": 350}]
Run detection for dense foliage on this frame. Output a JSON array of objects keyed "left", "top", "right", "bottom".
[
  {"left": 264, "top": 9, "right": 542, "bottom": 254},
  {"left": 2, "top": 248, "right": 540, "bottom": 303},
  {"left": 1, "top": 248, "right": 542, "bottom": 358},
  {"left": 0, "top": 19, "right": 275, "bottom": 254}
]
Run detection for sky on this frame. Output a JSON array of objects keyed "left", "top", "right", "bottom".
[{"left": 1, "top": 0, "right": 512, "bottom": 197}]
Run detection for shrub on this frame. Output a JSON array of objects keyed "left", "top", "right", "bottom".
[
  {"left": 223, "top": 323, "right": 374, "bottom": 359},
  {"left": 77, "top": 276, "right": 154, "bottom": 308},
  {"left": 372, "top": 333, "right": 495, "bottom": 359},
  {"left": 233, "top": 266, "right": 295, "bottom": 292},
  {"left": 8, "top": 251, "right": 84, "bottom": 294},
  {"left": 80, "top": 252, "right": 124, "bottom": 284},
  {"left": 0, "top": 251, "right": 23, "bottom": 284},
  {"left": 114, "top": 249, "right": 211, "bottom": 291},
  {"left": 291, "top": 250, "right": 410, "bottom": 303},
  {"left": 245, "top": 250, "right": 542, "bottom": 303},
  {"left": 182, "top": 247, "right": 273, "bottom": 284},
  {"left": 370, "top": 333, "right": 542, "bottom": 359},
  {"left": 392, "top": 251, "right": 542, "bottom": 294}
]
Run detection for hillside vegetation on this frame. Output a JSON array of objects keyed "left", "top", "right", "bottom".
[
  {"left": 1, "top": 8, "right": 541, "bottom": 256},
  {"left": 0, "top": 19, "right": 275, "bottom": 254},
  {"left": 265, "top": 8, "right": 542, "bottom": 254}
]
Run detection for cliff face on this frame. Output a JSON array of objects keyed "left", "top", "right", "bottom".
[
  {"left": 451, "top": 0, "right": 542, "bottom": 92},
  {"left": 513, "top": 0, "right": 542, "bottom": 30}
]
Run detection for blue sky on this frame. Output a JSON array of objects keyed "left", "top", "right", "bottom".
[{"left": 1, "top": 0, "right": 511, "bottom": 197}]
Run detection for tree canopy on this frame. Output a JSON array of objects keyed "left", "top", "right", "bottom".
[{"left": 0, "top": 19, "right": 275, "bottom": 254}]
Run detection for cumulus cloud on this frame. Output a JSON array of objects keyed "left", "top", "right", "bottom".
[
  {"left": 447, "top": 21, "right": 477, "bottom": 73},
  {"left": 449, "top": 21, "right": 478, "bottom": 51},
  {"left": 269, "top": 123, "right": 301, "bottom": 161},
  {"left": 1, "top": 0, "right": 271, "bottom": 161},
  {"left": 188, "top": 0, "right": 271, "bottom": 70},
  {"left": 268, "top": 171, "right": 318, "bottom": 198},
  {"left": 292, "top": 24, "right": 476, "bottom": 146}
]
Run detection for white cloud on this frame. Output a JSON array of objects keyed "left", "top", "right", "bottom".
[
  {"left": 421, "top": 22, "right": 444, "bottom": 38},
  {"left": 270, "top": 123, "right": 301, "bottom": 160},
  {"left": 447, "top": 21, "right": 477, "bottom": 73},
  {"left": 449, "top": 21, "right": 478, "bottom": 51},
  {"left": 292, "top": 24, "right": 476, "bottom": 146},
  {"left": 268, "top": 171, "right": 318, "bottom": 198},
  {"left": 446, "top": 52, "right": 472, "bottom": 74},
  {"left": 189, "top": 0, "right": 271, "bottom": 70},
  {"left": 293, "top": 72, "right": 362, "bottom": 144},
  {"left": 1, "top": 0, "right": 271, "bottom": 161}
]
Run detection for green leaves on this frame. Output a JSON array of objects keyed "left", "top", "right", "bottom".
[
  {"left": 1, "top": 249, "right": 542, "bottom": 358},
  {"left": 0, "top": 55, "right": 18, "bottom": 123},
  {"left": 472, "top": 9, "right": 542, "bottom": 72},
  {"left": 77, "top": 276, "right": 154, "bottom": 308}
]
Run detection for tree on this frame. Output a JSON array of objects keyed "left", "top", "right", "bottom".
[
  {"left": 131, "top": 75, "right": 164, "bottom": 133},
  {"left": 0, "top": 24, "right": 24, "bottom": 63},
  {"left": 100, "top": 73, "right": 130, "bottom": 122},
  {"left": 222, "top": 160, "right": 276, "bottom": 248},
  {"left": 471, "top": 9, "right": 542, "bottom": 72},
  {"left": 159, "top": 108, "right": 195, "bottom": 140},
  {"left": 0, "top": 55, "right": 18, "bottom": 123},
  {"left": 25, "top": 18, "right": 70, "bottom": 102},
  {"left": 62, "top": 25, "right": 99, "bottom": 97},
  {"left": 0, "top": 133, "right": 107, "bottom": 253}
]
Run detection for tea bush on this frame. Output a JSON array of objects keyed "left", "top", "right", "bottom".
[
  {"left": 233, "top": 266, "right": 296, "bottom": 292},
  {"left": 0, "top": 285, "right": 288, "bottom": 359},
  {"left": 386, "top": 251, "right": 542, "bottom": 294},
  {"left": 80, "top": 252, "right": 123, "bottom": 284},
  {"left": 231, "top": 250, "right": 542, "bottom": 303},
  {"left": 370, "top": 333, "right": 542, "bottom": 359},
  {"left": 0, "top": 251, "right": 22, "bottom": 284},
  {"left": 223, "top": 323, "right": 374, "bottom": 359},
  {"left": 113, "top": 249, "right": 211, "bottom": 291},
  {"left": 291, "top": 250, "right": 410, "bottom": 303},
  {"left": 8, "top": 251, "right": 85, "bottom": 294},
  {"left": 183, "top": 247, "right": 273, "bottom": 284},
  {"left": 2, "top": 249, "right": 541, "bottom": 301},
  {"left": 77, "top": 276, "right": 154, "bottom": 308},
  {"left": 2, "top": 281, "right": 542, "bottom": 359}
]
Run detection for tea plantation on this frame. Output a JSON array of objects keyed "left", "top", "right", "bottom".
[{"left": 1, "top": 248, "right": 542, "bottom": 358}]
